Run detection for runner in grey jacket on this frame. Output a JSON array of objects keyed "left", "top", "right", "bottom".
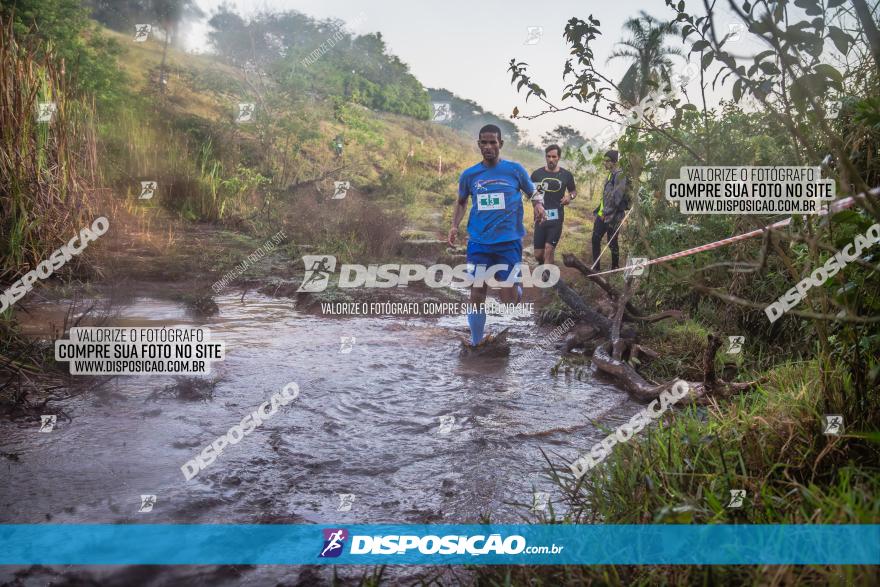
[{"left": 591, "top": 150, "right": 627, "bottom": 270}]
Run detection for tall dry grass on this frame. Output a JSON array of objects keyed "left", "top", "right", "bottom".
[
  {"left": 0, "top": 17, "right": 99, "bottom": 282},
  {"left": 0, "top": 18, "right": 106, "bottom": 402}
]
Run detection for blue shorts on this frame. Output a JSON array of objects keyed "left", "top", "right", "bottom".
[{"left": 466, "top": 240, "right": 522, "bottom": 284}]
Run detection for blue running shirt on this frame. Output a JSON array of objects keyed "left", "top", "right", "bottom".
[{"left": 458, "top": 160, "right": 536, "bottom": 245}]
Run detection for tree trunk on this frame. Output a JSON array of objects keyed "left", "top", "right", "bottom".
[
  {"left": 610, "top": 277, "right": 635, "bottom": 359},
  {"left": 703, "top": 333, "right": 722, "bottom": 390},
  {"left": 851, "top": 0, "right": 880, "bottom": 72},
  {"left": 553, "top": 278, "right": 637, "bottom": 340}
]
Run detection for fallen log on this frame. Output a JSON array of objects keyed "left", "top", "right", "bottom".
[
  {"left": 591, "top": 285, "right": 761, "bottom": 401},
  {"left": 591, "top": 342, "right": 677, "bottom": 402},
  {"left": 562, "top": 253, "right": 642, "bottom": 314},
  {"left": 553, "top": 278, "right": 637, "bottom": 340},
  {"left": 554, "top": 255, "right": 759, "bottom": 402},
  {"left": 561, "top": 253, "right": 684, "bottom": 324},
  {"left": 591, "top": 337, "right": 763, "bottom": 404},
  {"left": 630, "top": 343, "right": 660, "bottom": 361}
]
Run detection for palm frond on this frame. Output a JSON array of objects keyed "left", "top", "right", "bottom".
[
  {"left": 612, "top": 11, "right": 685, "bottom": 103},
  {"left": 607, "top": 48, "right": 640, "bottom": 64}
]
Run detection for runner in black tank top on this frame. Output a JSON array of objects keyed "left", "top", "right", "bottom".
[{"left": 530, "top": 145, "right": 577, "bottom": 276}]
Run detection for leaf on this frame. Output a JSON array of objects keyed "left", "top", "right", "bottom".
[
  {"left": 691, "top": 39, "right": 710, "bottom": 52},
  {"left": 758, "top": 61, "right": 780, "bottom": 75},
  {"left": 828, "top": 26, "right": 853, "bottom": 55},
  {"left": 705, "top": 492, "right": 722, "bottom": 513},
  {"left": 733, "top": 78, "right": 743, "bottom": 102},
  {"left": 814, "top": 63, "right": 843, "bottom": 84},
  {"left": 784, "top": 23, "right": 817, "bottom": 45},
  {"left": 793, "top": 0, "right": 819, "bottom": 12},
  {"left": 654, "top": 504, "right": 699, "bottom": 523},
  {"left": 756, "top": 79, "right": 773, "bottom": 98},
  {"left": 846, "top": 431, "right": 880, "bottom": 444},
  {"left": 790, "top": 73, "right": 828, "bottom": 107},
  {"left": 754, "top": 49, "right": 775, "bottom": 62},
  {"left": 750, "top": 17, "right": 773, "bottom": 36},
  {"left": 831, "top": 209, "right": 871, "bottom": 229},
  {"left": 701, "top": 51, "right": 714, "bottom": 69}
]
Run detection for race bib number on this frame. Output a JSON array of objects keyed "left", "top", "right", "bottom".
[
  {"left": 477, "top": 192, "right": 505, "bottom": 211},
  {"left": 545, "top": 208, "right": 559, "bottom": 220}
]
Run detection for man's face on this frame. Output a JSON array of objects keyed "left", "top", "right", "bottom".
[
  {"left": 545, "top": 150, "right": 560, "bottom": 169},
  {"left": 478, "top": 132, "right": 503, "bottom": 162},
  {"left": 603, "top": 158, "right": 614, "bottom": 171}
]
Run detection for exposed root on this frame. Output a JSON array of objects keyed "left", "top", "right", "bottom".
[{"left": 625, "top": 309, "right": 685, "bottom": 323}]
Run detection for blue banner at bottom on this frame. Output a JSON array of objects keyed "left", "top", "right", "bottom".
[{"left": 1, "top": 524, "right": 878, "bottom": 565}]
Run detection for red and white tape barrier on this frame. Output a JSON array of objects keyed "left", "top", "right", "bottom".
[{"left": 589, "top": 193, "right": 871, "bottom": 277}]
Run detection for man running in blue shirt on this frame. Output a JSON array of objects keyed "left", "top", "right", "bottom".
[{"left": 447, "top": 124, "right": 546, "bottom": 347}]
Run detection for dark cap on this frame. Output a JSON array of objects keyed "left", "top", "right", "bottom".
[{"left": 604, "top": 150, "right": 619, "bottom": 163}]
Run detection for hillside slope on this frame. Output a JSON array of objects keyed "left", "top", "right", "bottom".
[{"left": 97, "top": 26, "right": 511, "bottom": 255}]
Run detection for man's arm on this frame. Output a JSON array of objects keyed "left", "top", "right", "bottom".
[
  {"left": 562, "top": 170, "right": 577, "bottom": 205},
  {"left": 530, "top": 191, "right": 546, "bottom": 224},
  {"left": 449, "top": 173, "right": 471, "bottom": 246},
  {"left": 518, "top": 164, "right": 545, "bottom": 223},
  {"left": 448, "top": 197, "right": 467, "bottom": 246}
]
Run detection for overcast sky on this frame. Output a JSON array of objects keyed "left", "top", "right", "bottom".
[{"left": 185, "top": 0, "right": 749, "bottom": 143}]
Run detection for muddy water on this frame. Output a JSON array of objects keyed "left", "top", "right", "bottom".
[{"left": 0, "top": 293, "right": 639, "bottom": 585}]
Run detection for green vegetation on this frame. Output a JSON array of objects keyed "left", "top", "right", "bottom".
[
  {"left": 525, "top": 306, "right": 878, "bottom": 586},
  {"left": 479, "top": 364, "right": 879, "bottom": 586},
  {"left": 511, "top": 1, "right": 880, "bottom": 410},
  {"left": 2, "top": 0, "right": 126, "bottom": 108},
  {"left": 500, "top": 1, "right": 880, "bottom": 584},
  {"left": 45, "top": 16, "right": 483, "bottom": 257},
  {"left": 1, "top": 2, "right": 500, "bottom": 281},
  {"left": 0, "top": 18, "right": 100, "bottom": 278},
  {"left": 0, "top": 5, "right": 487, "bottom": 413},
  {"left": 208, "top": 7, "right": 432, "bottom": 119},
  {"left": 1, "top": 0, "right": 877, "bottom": 582}
]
